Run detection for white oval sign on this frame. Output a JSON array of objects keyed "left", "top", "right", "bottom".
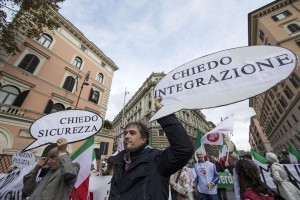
[
  {"left": 25, "top": 110, "right": 103, "bottom": 151},
  {"left": 150, "top": 46, "right": 297, "bottom": 121},
  {"left": 11, "top": 151, "right": 36, "bottom": 169}
]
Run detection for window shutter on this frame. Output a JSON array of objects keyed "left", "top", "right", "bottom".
[
  {"left": 12, "top": 90, "right": 30, "bottom": 107},
  {"left": 271, "top": 15, "right": 278, "bottom": 21},
  {"left": 44, "top": 100, "right": 54, "bottom": 114},
  {"left": 89, "top": 88, "right": 94, "bottom": 101}
]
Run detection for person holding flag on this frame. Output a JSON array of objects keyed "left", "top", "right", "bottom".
[
  {"left": 23, "top": 138, "right": 80, "bottom": 200},
  {"left": 109, "top": 97, "right": 194, "bottom": 200}
]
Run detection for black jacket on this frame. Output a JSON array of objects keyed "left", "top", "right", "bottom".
[{"left": 109, "top": 114, "right": 194, "bottom": 200}]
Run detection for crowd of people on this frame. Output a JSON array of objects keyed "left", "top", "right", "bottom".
[{"left": 3, "top": 97, "right": 300, "bottom": 200}]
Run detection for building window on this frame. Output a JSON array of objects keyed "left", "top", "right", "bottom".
[
  {"left": 159, "top": 129, "right": 165, "bottom": 136},
  {"left": 287, "top": 120, "right": 292, "bottom": 128},
  {"left": 277, "top": 104, "right": 283, "bottom": 114},
  {"left": 274, "top": 111, "right": 279, "bottom": 120},
  {"left": 296, "top": 40, "right": 300, "bottom": 48},
  {"left": 0, "top": 85, "right": 20, "bottom": 105},
  {"left": 284, "top": 85, "right": 294, "bottom": 99},
  {"left": 272, "top": 10, "right": 292, "bottom": 21},
  {"left": 148, "top": 101, "right": 151, "bottom": 109},
  {"left": 51, "top": 103, "right": 65, "bottom": 113},
  {"left": 269, "top": 91, "right": 275, "bottom": 99},
  {"left": 62, "top": 76, "right": 75, "bottom": 92},
  {"left": 287, "top": 23, "right": 300, "bottom": 33},
  {"left": 279, "top": 96, "right": 288, "bottom": 108},
  {"left": 89, "top": 89, "right": 100, "bottom": 104},
  {"left": 38, "top": 33, "right": 53, "bottom": 48},
  {"left": 97, "top": 73, "right": 104, "bottom": 84},
  {"left": 80, "top": 44, "right": 87, "bottom": 52},
  {"left": 73, "top": 57, "right": 82, "bottom": 69},
  {"left": 18, "top": 54, "right": 40, "bottom": 73},
  {"left": 259, "top": 30, "right": 265, "bottom": 41},
  {"left": 289, "top": 73, "right": 300, "bottom": 88},
  {"left": 292, "top": 114, "right": 298, "bottom": 123}
]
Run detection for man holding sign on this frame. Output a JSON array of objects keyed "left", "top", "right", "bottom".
[
  {"left": 109, "top": 98, "right": 194, "bottom": 200},
  {"left": 22, "top": 138, "right": 80, "bottom": 200}
]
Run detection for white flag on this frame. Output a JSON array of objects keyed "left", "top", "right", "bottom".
[{"left": 201, "top": 115, "right": 234, "bottom": 145}]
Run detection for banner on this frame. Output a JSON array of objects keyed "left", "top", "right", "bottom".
[
  {"left": 150, "top": 46, "right": 297, "bottom": 121},
  {"left": 0, "top": 164, "right": 35, "bottom": 199},
  {"left": 25, "top": 110, "right": 103, "bottom": 151},
  {"left": 11, "top": 151, "right": 36, "bottom": 169},
  {"left": 217, "top": 172, "right": 234, "bottom": 189}
]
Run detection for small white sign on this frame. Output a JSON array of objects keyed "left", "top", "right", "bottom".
[
  {"left": 150, "top": 46, "right": 297, "bottom": 121},
  {"left": 11, "top": 151, "right": 36, "bottom": 169},
  {"left": 24, "top": 110, "right": 103, "bottom": 151}
]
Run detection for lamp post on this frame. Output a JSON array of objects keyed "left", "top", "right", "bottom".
[
  {"left": 75, "top": 71, "right": 90, "bottom": 109},
  {"left": 121, "top": 86, "right": 129, "bottom": 127}
]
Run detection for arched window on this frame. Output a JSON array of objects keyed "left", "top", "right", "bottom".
[
  {"left": 289, "top": 73, "right": 300, "bottom": 88},
  {"left": 38, "top": 33, "right": 53, "bottom": 48},
  {"left": 97, "top": 73, "right": 104, "bottom": 83},
  {"left": 73, "top": 57, "right": 82, "bottom": 69},
  {"left": 0, "top": 85, "right": 20, "bottom": 105},
  {"left": 62, "top": 76, "right": 75, "bottom": 92},
  {"left": 51, "top": 103, "right": 65, "bottom": 113},
  {"left": 18, "top": 54, "right": 40, "bottom": 73},
  {"left": 287, "top": 23, "right": 300, "bottom": 33},
  {"left": 89, "top": 89, "right": 100, "bottom": 104}
]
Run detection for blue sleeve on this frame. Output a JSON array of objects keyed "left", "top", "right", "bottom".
[{"left": 211, "top": 165, "right": 219, "bottom": 185}]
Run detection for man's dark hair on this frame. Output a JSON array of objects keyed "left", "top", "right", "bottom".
[{"left": 124, "top": 121, "right": 150, "bottom": 144}]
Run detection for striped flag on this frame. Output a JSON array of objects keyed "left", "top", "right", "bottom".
[
  {"left": 69, "top": 137, "right": 94, "bottom": 200},
  {"left": 218, "top": 135, "right": 228, "bottom": 161},
  {"left": 92, "top": 148, "right": 97, "bottom": 170},
  {"left": 288, "top": 144, "right": 300, "bottom": 164},
  {"left": 251, "top": 149, "right": 267, "bottom": 164},
  {"left": 196, "top": 128, "right": 202, "bottom": 149}
]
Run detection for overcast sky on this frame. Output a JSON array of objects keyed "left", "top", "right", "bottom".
[{"left": 59, "top": 0, "right": 274, "bottom": 151}]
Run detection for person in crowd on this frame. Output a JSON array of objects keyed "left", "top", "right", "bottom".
[
  {"left": 225, "top": 151, "right": 240, "bottom": 200},
  {"left": 209, "top": 156, "right": 227, "bottom": 200},
  {"left": 22, "top": 138, "right": 80, "bottom": 200},
  {"left": 243, "top": 154, "right": 260, "bottom": 176},
  {"left": 266, "top": 152, "right": 300, "bottom": 200},
  {"left": 109, "top": 97, "right": 194, "bottom": 200},
  {"left": 170, "top": 165, "right": 194, "bottom": 200},
  {"left": 279, "top": 151, "right": 291, "bottom": 164},
  {"left": 235, "top": 159, "right": 274, "bottom": 200},
  {"left": 90, "top": 163, "right": 98, "bottom": 176},
  {"left": 186, "top": 159, "right": 198, "bottom": 199},
  {"left": 102, "top": 156, "right": 115, "bottom": 176},
  {"left": 194, "top": 151, "right": 219, "bottom": 200}
]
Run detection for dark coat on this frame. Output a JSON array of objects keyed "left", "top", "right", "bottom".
[{"left": 109, "top": 114, "right": 194, "bottom": 200}]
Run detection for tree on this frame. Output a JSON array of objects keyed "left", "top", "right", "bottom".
[
  {"left": 0, "top": 0, "right": 65, "bottom": 55},
  {"left": 103, "top": 120, "right": 113, "bottom": 130}
]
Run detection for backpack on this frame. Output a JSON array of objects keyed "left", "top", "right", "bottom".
[{"left": 243, "top": 188, "right": 275, "bottom": 200}]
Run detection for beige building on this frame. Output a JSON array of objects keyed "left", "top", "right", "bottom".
[
  {"left": 249, "top": 116, "right": 272, "bottom": 153},
  {"left": 112, "top": 72, "right": 211, "bottom": 150},
  {"left": 0, "top": 8, "right": 117, "bottom": 172},
  {"left": 248, "top": 0, "right": 300, "bottom": 154}
]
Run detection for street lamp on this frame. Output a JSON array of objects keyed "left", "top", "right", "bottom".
[
  {"left": 75, "top": 71, "right": 90, "bottom": 109},
  {"left": 121, "top": 86, "right": 129, "bottom": 127}
]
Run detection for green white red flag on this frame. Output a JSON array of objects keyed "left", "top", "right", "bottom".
[
  {"left": 69, "top": 137, "right": 94, "bottom": 200},
  {"left": 288, "top": 144, "right": 300, "bottom": 164}
]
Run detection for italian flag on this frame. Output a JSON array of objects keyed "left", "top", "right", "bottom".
[
  {"left": 251, "top": 149, "right": 267, "bottom": 164},
  {"left": 69, "top": 137, "right": 94, "bottom": 200},
  {"left": 218, "top": 135, "right": 228, "bottom": 161},
  {"left": 288, "top": 144, "right": 300, "bottom": 164}
]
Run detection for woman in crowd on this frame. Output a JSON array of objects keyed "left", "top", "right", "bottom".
[
  {"left": 266, "top": 152, "right": 300, "bottom": 200},
  {"left": 169, "top": 166, "right": 194, "bottom": 200},
  {"left": 235, "top": 159, "right": 274, "bottom": 200}
]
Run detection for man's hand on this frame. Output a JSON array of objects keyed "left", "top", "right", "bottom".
[
  {"left": 37, "top": 157, "right": 48, "bottom": 168},
  {"left": 57, "top": 138, "right": 68, "bottom": 155},
  {"left": 154, "top": 97, "right": 163, "bottom": 111}
]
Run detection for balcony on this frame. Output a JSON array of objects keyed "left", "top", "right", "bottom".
[
  {"left": 0, "top": 104, "right": 25, "bottom": 116},
  {"left": 0, "top": 103, "right": 43, "bottom": 120}
]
